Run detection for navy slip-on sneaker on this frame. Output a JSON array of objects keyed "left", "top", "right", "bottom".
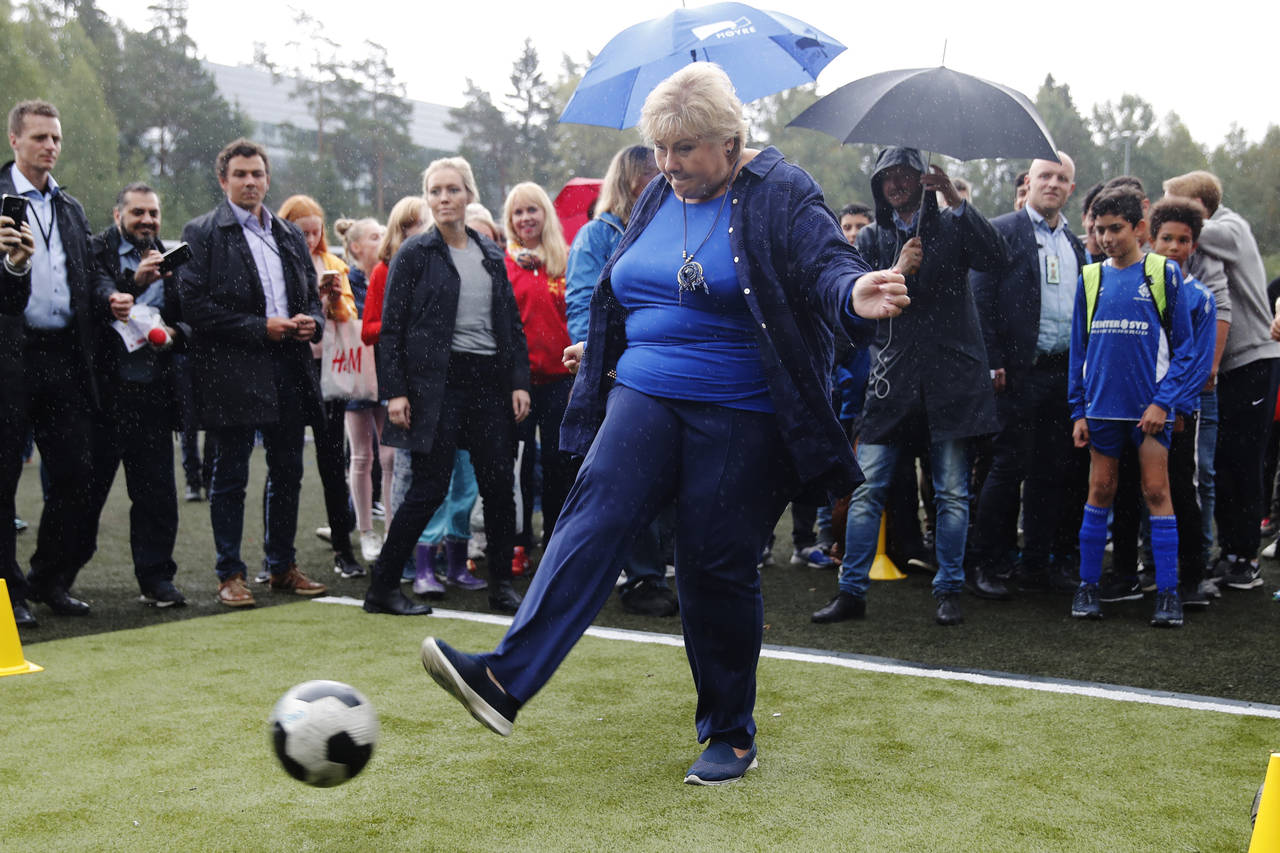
[
  {"left": 420, "top": 637, "right": 519, "bottom": 736},
  {"left": 684, "top": 741, "right": 758, "bottom": 786}
]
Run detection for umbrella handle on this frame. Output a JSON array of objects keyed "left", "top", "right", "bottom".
[{"left": 914, "top": 151, "right": 934, "bottom": 240}]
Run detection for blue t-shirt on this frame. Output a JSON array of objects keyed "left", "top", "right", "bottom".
[
  {"left": 610, "top": 191, "right": 772, "bottom": 412},
  {"left": 1067, "top": 254, "right": 1196, "bottom": 422},
  {"left": 1178, "top": 273, "right": 1217, "bottom": 414}
]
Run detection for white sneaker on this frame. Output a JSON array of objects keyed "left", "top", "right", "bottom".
[
  {"left": 1262, "top": 539, "right": 1277, "bottom": 559},
  {"left": 360, "top": 529, "right": 383, "bottom": 562},
  {"left": 315, "top": 526, "right": 332, "bottom": 543},
  {"left": 1197, "top": 578, "right": 1222, "bottom": 599}
]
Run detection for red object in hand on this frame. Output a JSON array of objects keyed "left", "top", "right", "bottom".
[{"left": 147, "top": 327, "right": 169, "bottom": 346}]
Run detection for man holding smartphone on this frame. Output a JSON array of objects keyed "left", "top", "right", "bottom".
[
  {"left": 86, "top": 183, "right": 190, "bottom": 607},
  {"left": 178, "top": 138, "right": 328, "bottom": 607},
  {"left": 3, "top": 99, "right": 102, "bottom": 622},
  {"left": 1, "top": 179, "right": 35, "bottom": 626}
]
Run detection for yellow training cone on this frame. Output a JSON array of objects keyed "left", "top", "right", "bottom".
[
  {"left": 1249, "top": 753, "right": 1280, "bottom": 852},
  {"left": 869, "top": 512, "right": 907, "bottom": 581},
  {"left": 0, "top": 579, "right": 42, "bottom": 677}
]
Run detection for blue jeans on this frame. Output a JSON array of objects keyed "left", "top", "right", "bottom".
[
  {"left": 422, "top": 450, "right": 479, "bottom": 543},
  {"left": 839, "top": 438, "right": 969, "bottom": 599},
  {"left": 208, "top": 416, "right": 305, "bottom": 581},
  {"left": 1196, "top": 389, "right": 1217, "bottom": 564}
]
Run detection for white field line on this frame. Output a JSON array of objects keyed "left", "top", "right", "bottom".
[{"left": 318, "top": 596, "right": 1280, "bottom": 720}]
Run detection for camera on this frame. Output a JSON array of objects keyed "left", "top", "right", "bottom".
[{"left": 157, "top": 241, "right": 192, "bottom": 275}]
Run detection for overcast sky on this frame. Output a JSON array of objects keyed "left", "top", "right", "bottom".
[{"left": 96, "top": 0, "right": 1271, "bottom": 149}]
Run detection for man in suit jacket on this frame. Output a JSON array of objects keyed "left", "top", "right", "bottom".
[
  {"left": 970, "top": 152, "right": 1087, "bottom": 596},
  {"left": 3, "top": 99, "right": 102, "bottom": 620},
  {"left": 87, "top": 183, "right": 190, "bottom": 607},
  {"left": 179, "top": 138, "right": 328, "bottom": 607},
  {"left": 1, "top": 182, "right": 35, "bottom": 627}
]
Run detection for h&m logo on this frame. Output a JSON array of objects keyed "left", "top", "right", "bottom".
[{"left": 330, "top": 347, "right": 363, "bottom": 374}]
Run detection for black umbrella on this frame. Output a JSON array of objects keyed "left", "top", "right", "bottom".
[{"left": 786, "top": 66, "right": 1057, "bottom": 161}]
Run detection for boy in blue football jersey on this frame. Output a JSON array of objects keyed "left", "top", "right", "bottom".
[
  {"left": 1067, "top": 187, "right": 1198, "bottom": 626},
  {"left": 1150, "top": 197, "right": 1218, "bottom": 606}
]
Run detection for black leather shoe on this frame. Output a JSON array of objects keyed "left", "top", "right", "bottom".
[
  {"left": 333, "top": 550, "right": 366, "bottom": 579},
  {"left": 488, "top": 581, "right": 523, "bottom": 613},
  {"left": 12, "top": 599, "right": 37, "bottom": 628},
  {"left": 811, "top": 591, "right": 866, "bottom": 623},
  {"left": 965, "top": 566, "right": 1012, "bottom": 600},
  {"left": 619, "top": 579, "right": 679, "bottom": 616},
  {"left": 363, "top": 586, "right": 432, "bottom": 615},
  {"left": 1049, "top": 564, "right": 1080, "bottom": 592},
  {"left": 33, "top": 586, "right": 91, "bottom": 616},
  {"left": 935, "top": 592, "right": 964, "bottom": 626}
]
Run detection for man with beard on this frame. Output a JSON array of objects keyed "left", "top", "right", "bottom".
[{"left": 87, "top": 183, "right": 189, "bottom": 607}]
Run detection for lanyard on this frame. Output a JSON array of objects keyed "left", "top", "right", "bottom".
[
  {"left": 26, "top": 195, "right": 54, "bottom": 251},
  {"left": 245, "top": 219, "right": 281, "bottom": 258}
]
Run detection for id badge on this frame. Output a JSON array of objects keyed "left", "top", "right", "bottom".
[{"left": 1046, "top": 254, "right": 1061, "bottom": 285}]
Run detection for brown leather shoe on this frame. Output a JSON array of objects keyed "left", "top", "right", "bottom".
[
  {"left": 269, "top": 564, "right": 328, "bottom": 596},
  {"left": 218, "top": 574, "right": 256, "bottom": 607}
]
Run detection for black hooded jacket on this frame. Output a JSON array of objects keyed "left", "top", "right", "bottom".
[{"left": 853, "top": 147, "right": 1007, "bottom": 445}]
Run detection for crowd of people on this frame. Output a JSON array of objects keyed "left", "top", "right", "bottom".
[
  {"left": 3, "top": 92, "right": 1279, "bottom": 635},
  {"left": 3, "top": 61, "right": 1278, "bottom": 784}
]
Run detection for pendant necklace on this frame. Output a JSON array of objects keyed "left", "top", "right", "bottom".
[{"left": 677, "top": 158, "right": 739, "bottom": 302}]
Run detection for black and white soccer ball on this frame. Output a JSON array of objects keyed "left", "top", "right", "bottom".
[{"left": 269, "top": 680, "right": 379, "bottom": 787}]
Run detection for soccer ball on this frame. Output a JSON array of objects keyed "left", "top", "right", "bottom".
[{"left": 269, "top": 680, "right": 379, "bottom": 787}]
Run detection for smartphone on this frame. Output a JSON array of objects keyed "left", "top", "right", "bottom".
[
  {"left": 1, "top": 194, "right": 27, "bottom": 226},
  {"left": 319, "top": 269, "right": 340, "bottom": 287},
  {"left": 157, "top": 241, "right": 192, "bottom": 274}
]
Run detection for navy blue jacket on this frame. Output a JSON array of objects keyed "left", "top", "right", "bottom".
[
  {"left": 91, "top": 225, "right": 192, "bottom": 428},
  {"left": 562, "top": 146, "right": 872, "bottom": 500},
  {"left": 970, "top": 207, "right": 1087, "bottom": 372},
  {"left": 0, "top": 241, "right": 31, "bottom": 419},
  {"left": 376, "top": 226, "right": 530, "bottom": 455},
  {"left": 179, "top": 200, "right": 324, "bottom": 429},
  {"left": 1, "top": 161, "right": 102, "bottom": 409}
]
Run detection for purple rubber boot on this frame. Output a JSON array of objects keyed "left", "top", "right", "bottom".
[
  {"left": 413, "top": 543, "right": 446, "bottom": 598},
  {"left": 446, "top": 539, "right": 487, "bottom": 591}
]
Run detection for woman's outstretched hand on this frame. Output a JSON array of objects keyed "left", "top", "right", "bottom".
[{"left": 850, "top": 270, "right": 910, "bottom": 320}]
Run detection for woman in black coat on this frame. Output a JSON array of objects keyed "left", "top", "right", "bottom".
[{"left": 364, "top": 156, "right": 531, "bottom": 616}]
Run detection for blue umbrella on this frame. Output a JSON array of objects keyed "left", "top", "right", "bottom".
[{"left": 560, "top": 3, "right": 845, "bottom": 129}]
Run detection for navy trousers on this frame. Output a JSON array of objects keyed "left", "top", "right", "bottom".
[
  {"left": 0, "top": 373, "right": 27, "bottom": 603},
  {"left": 516, "top": 376, "right": 577, "bottom": 548},
  {"left": 481, "top": 385, "right": 791, "bottom": 749},
  {"left": 86, "top": 380, "right": 179, "bottom": 590},
  {"left": 23, "top": 338, "right": 97, "bottom": 593},
  {"left": 208, "top": 355, "right": 309, "bottom": 581}
]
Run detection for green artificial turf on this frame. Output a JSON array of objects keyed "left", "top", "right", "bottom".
[
  {"left": 2, "top": 602, "right": 1276, "bottom": 851},
  {"left": 14, "top": 438, "right": 1280, "bottom": 709}
]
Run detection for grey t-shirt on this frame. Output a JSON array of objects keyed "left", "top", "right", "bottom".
[{"left": 449, "top": 239, "right": 497, "bottom": 355}]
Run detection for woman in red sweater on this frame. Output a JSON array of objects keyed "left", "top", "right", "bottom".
[
  {"left": 361, "top": 196, "right": 430, "bottom": 348},
  {"left": 353, "top": 198, "right": 428, "bottom": 546},
  {"left": 503, "top": 182, "right": 573, "bottom": 569}
]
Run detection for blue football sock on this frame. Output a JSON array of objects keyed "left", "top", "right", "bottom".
[
  {"left": 1078, "top": 503, "right": 1109, "bottom": 585},
  {"left": 1149, "top": 514, "right": 1179, "bottom": 591}
]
